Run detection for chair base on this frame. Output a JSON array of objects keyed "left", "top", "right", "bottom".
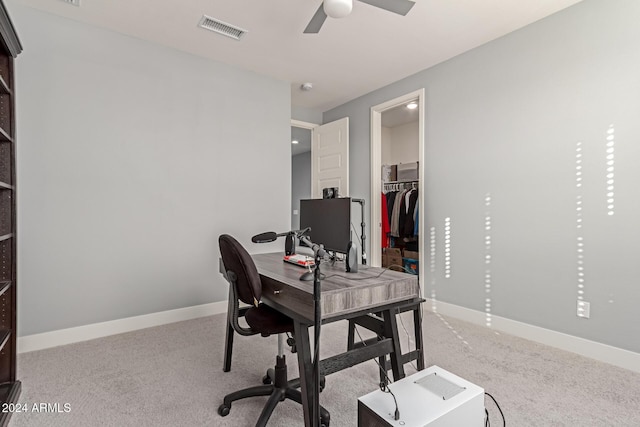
[{"left": 218, "top": 355, "right": 330, "bottom": 427}]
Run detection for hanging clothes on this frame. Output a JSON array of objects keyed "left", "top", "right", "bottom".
[
  {"left": 398, "top": 189, "right": 416, "bottom": 239},
  {"left": 390, "top": 189, "right": 407, "bottom": 238},
  {"left": 386, "top": 191, "right": 397, "bottom": 223},
  {"left": 402, "top": 189, "right": 419, "bottom": 239},
  {"left": 381, "top": 192, "right": 390, "bottom": 248}
]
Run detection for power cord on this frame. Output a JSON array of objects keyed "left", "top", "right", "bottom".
[
  {"left": 397, "top": 310, "right": 419, "bottom": 371},
  {"left": 353, "top": 325, "right": 401, "bottom": 421},
  {"left": 484, "top": 392, "right": 505, "bottom": 427},
  {"left": 379, "top": 381, "right": 401, "bottom": 421}
]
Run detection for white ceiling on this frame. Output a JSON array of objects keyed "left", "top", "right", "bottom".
[{"left": 17, "top": 0, "right": 582, "bottom": 111}]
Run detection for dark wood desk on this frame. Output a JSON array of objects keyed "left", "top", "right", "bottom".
[{"left": 252, "top": 253, "right": 422, "bottom": 427}]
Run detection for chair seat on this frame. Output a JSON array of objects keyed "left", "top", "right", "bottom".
[{"left": 245, "top": 304, "right": 295, "bottom": 335}]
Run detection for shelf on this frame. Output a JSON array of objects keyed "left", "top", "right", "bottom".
[
  {"left": 0, "top": 182, "right": 13, "bottom": 191},
  {"left": 384, "top": 180, "right": 419, "bottom": 184},
  {"left": 0, "top": 282, "right": 9, "bottom": 298},
  {"left": 0, "top": 330, "right": 8, "bottom": 353},
  {"left": 0, "top": 127, "right": 11, "bottom": 143},
  {"left": 0, "top": 75, "right": 9, "bottom": 95},
  {"left": 0, "top": 234, "right": 12, "bottom": 242}
]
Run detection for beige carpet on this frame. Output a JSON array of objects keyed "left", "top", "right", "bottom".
[{"left": 10, "top": 310, "right": 640, "bottom": 426}]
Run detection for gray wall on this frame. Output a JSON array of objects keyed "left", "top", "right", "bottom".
[
  {"left": 292, "top": 106, "right": 322, "bottom": 125},
  {"left": 291, "top": 152, "right": 311, "bottom": 229},
  {"left": 324, "top": 0, "right": 640, "bottom": 353},
  {"left": 11, "top": 3, "right": 291, "bottom": 336}
]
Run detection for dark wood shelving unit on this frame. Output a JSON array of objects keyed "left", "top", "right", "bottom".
[{"left": 0, "top": 2, "right": 21, "bottom": 426}]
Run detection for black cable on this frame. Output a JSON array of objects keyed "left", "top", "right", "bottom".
[
  {"left": 397, "top": 311, "right": 419, "bottom": 371},
  {"left": 353, "top": 325, "right": 401, "bottom": 421},
  {"left": 379, "top": 381, "right": 401, "bottom": 421},
  {"left": 485, "top": 392, "right": 505, "bottom": 427}
]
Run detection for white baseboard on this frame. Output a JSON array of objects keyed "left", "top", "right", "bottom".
[
  {"left": 426, "top": 299, "right": 640, "bottom": 373},
  {"left": 17, "top": 300, "right": 228, "bottom": 353},
  {"left": 19, "top": 298, "right": 640, "bottom": 374}
]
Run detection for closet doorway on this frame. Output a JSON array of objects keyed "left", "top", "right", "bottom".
[{"left": 370, "top": 89, "right": 425, "bottom": 289}]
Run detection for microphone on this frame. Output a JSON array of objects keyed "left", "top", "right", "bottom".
[
  {"left": 251, "top": 231, "right": 279, "bottom": 243},
  {"left": 252, "top": 228, "right": 311, "bottom": 244}
]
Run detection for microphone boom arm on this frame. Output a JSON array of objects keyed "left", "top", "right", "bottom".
[{"left": 299, "top": 235, "right": 326, "bottom": 258}]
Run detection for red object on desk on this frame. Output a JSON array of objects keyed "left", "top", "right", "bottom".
[{"left": 283, "top": 254, "right": 315, "bottom": 267}]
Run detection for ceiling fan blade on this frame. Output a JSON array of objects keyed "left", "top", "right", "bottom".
[
  {"left": 357, "top": 0, "right": 415, "bottom": 16},
  {"left": 304, "top": 3, "right": 328, "bottom": 33}
]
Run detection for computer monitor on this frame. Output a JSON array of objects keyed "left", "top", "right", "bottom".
[{"left": 300, "top": 197, "right": 351, "bottom": 254}]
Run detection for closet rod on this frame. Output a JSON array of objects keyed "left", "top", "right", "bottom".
[{"left": 383, "top": 181, "right": 418, "bottom": 191}]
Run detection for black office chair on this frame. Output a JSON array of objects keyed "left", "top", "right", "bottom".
[{"left": 218, "top": 234, "right": 330, "bottom": 427}]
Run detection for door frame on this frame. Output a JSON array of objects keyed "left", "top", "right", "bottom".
[{"left": 370, "top": 89, "right": 425, "bottom": 290}]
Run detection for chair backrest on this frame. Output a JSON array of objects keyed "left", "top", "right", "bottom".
[{"left": 219, "top": 234, "right": 262, "bottom": 307}]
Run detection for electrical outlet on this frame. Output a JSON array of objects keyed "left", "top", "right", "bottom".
[{"left": 577, "top": 300, "right": 590, "bottom": 318}]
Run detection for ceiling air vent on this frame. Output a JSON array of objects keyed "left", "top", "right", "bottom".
[
  {"left": 198, "top": 15, "right": 247, "bottom": 41},
  {"left": 60, "top": 0, "right": 81, "bottom": 6}
]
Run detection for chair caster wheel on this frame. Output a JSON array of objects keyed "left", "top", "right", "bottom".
[
  {"left": 262, "top": 374, "right": 272, "bottom": 385},
  {"left": 218, "top": 404, "right": 231, "bottom": 416}
]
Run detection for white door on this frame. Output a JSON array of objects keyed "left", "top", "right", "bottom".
[{"left": 311, "top": 117, "right": 349, "bottom": 198}]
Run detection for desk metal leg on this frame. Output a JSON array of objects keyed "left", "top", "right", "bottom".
[
  {"left": 382, "top": 309, "right": 406, "bottom": 381},
  {"left": 294, "top": 321, "right": 314, "bottom": 427}
]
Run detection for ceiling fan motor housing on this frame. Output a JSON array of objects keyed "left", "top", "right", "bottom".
[{"left": 324, "top": 0, "right": 353, "bottom": 19}]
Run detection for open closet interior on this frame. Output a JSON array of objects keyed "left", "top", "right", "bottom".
[{"left": 380, "top": 101, "right": 419, "bottom": 275}]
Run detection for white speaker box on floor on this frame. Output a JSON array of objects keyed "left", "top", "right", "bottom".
[{"left": 358, "top": 365, "right": 484, "bottom": 427}]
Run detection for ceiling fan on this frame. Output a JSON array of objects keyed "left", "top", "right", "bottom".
[{"left": 304, "top": 0, "right": 416, "bottom": 34}]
